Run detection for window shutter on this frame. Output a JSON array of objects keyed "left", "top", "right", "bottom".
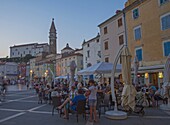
[
  {"left": 162, "top": 15, "right": 170, "bottom": 30},
  {"left": 164, "top": 42, "right": 170, "bottom": 56},
  {"left": 135, "top": 28, "right": 141, "bottom": 40},
  {"left": 136, "top": 49, "right": 142, "bottom": 61}
]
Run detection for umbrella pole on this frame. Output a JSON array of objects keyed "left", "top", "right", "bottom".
[{"left": 105, "top": 45, "right": 127, "bottom": 120}]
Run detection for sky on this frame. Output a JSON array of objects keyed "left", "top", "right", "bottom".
[{"left": 0, "top": 0, "right": 127, "bottom": 57}]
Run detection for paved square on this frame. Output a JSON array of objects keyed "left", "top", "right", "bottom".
[{"left": 0, "top": 89, "right": 170, "bottom": 125}]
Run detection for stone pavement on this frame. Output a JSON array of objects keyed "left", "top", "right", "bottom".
[
  {"left": 6, "top": 84, "right": 27, "bottom": 92},
  {"left": 0, "top": 88, "right": 170, "bottom": 125}
]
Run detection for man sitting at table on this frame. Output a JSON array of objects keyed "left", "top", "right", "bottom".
[
  {"left": 58, "top": 86, "right": 76, "bottom": 109},
  {"left": 60, "top": 89, "right": 86, "bottom": 119}
]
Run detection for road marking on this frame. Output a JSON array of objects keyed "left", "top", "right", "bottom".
[
  {"left": 143, "top": 116, "right": 170, "bottom": 119},
  {"left": 128, "top": 115, "right": 170, "bottom": 119},
  {"left": 6, "top": 95, "right": 27, "bottom": 97},
  {"left": 2, "top": 95, "right": 37, "bottom": 104},
  {"left": 6, "top": 100, "right": 37, "bottom": 103},
  {"left": 29, "top": 110, "right": 58, "bottom": 115},
  {"left": 0, "top": 112, "right": 25, "bottom": 123},
  {"left": 0, "top": 108, "right": 26, "bottom": 112},
  {"left": 7, "top": 91, "right": 34, "bottom": 96},
  {"left": 28, "top": 104, "right": 47, "bottom": 111},
  {"left": 165, "top": 111, "right": 170, "bottom": 115},
  {"left": 13, "top": 95, "right": 36, "bottom": 101}
]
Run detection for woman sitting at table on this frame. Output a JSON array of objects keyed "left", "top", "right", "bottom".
[{"left": 57, "top": 86, "right": 76, "bottom": 109}]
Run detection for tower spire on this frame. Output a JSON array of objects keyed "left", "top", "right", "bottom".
[
  {"left": 49, "top": 18, "right": 57, "bottom": 54},
  {"left": 50, "top": 18, "right": 56, "bottom": 32}
]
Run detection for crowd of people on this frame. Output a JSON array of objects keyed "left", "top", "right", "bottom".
[
  {"left": 32, "top": 79, "right": 168, "bottom": 122},
  {"left": 32, "top": 79, "right": 114, "bottom": 122}
]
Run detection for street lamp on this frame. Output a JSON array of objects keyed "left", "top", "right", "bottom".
[
  {"left": 30, "top": 70, "right": 33, "bottom": 82},
  {"left": 158, "top": 72, "right": 163, "bottom": 79}
]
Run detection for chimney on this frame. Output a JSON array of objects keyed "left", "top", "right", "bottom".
[{"left": 116, "top": 10, "right": 122, "bottom": 14}]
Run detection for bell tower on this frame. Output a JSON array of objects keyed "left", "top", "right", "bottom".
[{"left": 49, "top": 18, "right": 57, "bottom": 54}]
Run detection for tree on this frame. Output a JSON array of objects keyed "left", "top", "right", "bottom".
[{"left": 23, "top": 54, "right": 34, "bottom": 63}]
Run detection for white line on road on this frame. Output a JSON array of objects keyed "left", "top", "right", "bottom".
[
  {"left": 28, "top": 104, "right": 47, "bottom": 112},
  {"left": 7, "top": 91, "right": 34, "bottom": 96},
  {"left": 0, "top": 112, "right": 25, "bottom": 123},
  {"left": 2, "top": 95, "right": 37, "bottom": 104},
  {"left": 29, "top": 110, "right": 58, "bottom": 115},
  {"left": 6, "top": 100, "right": 37, "bottom": 103},
  {"left": 0, "top": 108, "right": 26, "bottom": 112},
  {"left": 13, "top": 95, "right": 36, "bottom": 101},
  {"left": 128, "top": 115, "right": 170, "bottom": 119}
]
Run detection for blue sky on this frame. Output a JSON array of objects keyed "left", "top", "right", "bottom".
[{"left": 0, "top": 0, "right": 127, "bottom": 57}]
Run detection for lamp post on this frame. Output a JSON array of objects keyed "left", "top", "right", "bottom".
[
  {"left": 44, "top": 70, "right": 48, "bottom": 81},
  {"left": 158, "top": 72, "right": 163, "bottom": 89},
  {"left": 30, "top": 70, "right": 33, "bottom": 83}
]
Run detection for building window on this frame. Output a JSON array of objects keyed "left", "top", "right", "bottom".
[
  {"left": 23, "top": 51, "right": 25, "bottom": 54},
  {"left": 97, "top": 51, "right": 101, "bottom": 58},
  {"left": 163, "top": 41, "right": 170, "bottom": 56},
  {"left": 85, "top": 57, "right": 87, "bottom": 61},
  {"left": 87, "top": 50, "right": 90, "bottom": 58},
  {"left": 29, "top": 51, "right": 31, "bottom": 54},
  {"left": 118, "top": 18, "right": 123, "bottom": 27},
  {"left": 87, "top": 43, "right": 90, "bottom": 47},
  {"left": 105, "top": 57, "right": 109, "bottom": 62},
  {"left": 15, "top": 49, "right": 18, "bottom": 51},
  {"left": 161, "top": 13, "right": 170, "bottom": 30},
  {"left": 119, "top": 35, "right": 124, "bottom": 45},
  {"left": 96, "top": 39, "right": 99, "bottom": 43},
  {"left": 104, "top": 41, "right": 109, "bottom": 50},
  {"left": 13, "top": 52, "right": 14, "bottom": 55},
  {"left": 135, "top": 48, "right": 143, "bottom": 61},
  {"left": 18, "top": 52, "right": 20, "bottom": 55},
  {"left": 104, "top": 27, "right": 108, "bottom": 34},
  {"left": 160, "top": 0, "right": 169, "bottom": 5},
  {"left": 133, "top": 8, "right": 139, "bottom": 19},
  {"left": 134, "top": 26, "right": 142, "bottom": 40}
]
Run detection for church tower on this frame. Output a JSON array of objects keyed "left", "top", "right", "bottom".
[{"left": 49, "top": 18, "right": 57, "bottom": 54}]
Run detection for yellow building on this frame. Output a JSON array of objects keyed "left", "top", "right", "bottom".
[
  {"left": 56, "top": 43, "right": 83, "bottom": 78},
  {"left": 124, "top": 0, "right": 170, "bottom": 85}
]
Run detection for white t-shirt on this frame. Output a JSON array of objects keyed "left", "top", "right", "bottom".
[
  {"left": 77, "top": 83, "right": 82, "bottom": 89},
  {"left": 51, "top": 91, "right": 59, "bottom": 97},
  {"left": 89, "top": 86, "right": 97, "bottom": 100}
]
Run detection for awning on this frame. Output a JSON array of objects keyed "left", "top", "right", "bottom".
[
  {"left": 138, "top": 64, "right": 164, "bottom": 73},
  {"left": 55, "top": 76, "right": 67, "bottom": 79},
  {"left": 77, "top": 62, "right": 121, "bottom": 75}
]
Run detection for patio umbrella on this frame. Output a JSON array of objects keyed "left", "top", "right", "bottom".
[
  {"left": 70, "top": 61, "right": 77, "bottom": 90},
  {"left": 133, "top": 56, "right": 139, "bottom": 86},
  {"left": 121, "top": 46, "right": 137, "bottom": 111},
  {"left": 77, "top": 62, "right": 121, "bottom": 75},
  {"left": 163, "top": 54, "right": 170, "bottom": 105}
]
